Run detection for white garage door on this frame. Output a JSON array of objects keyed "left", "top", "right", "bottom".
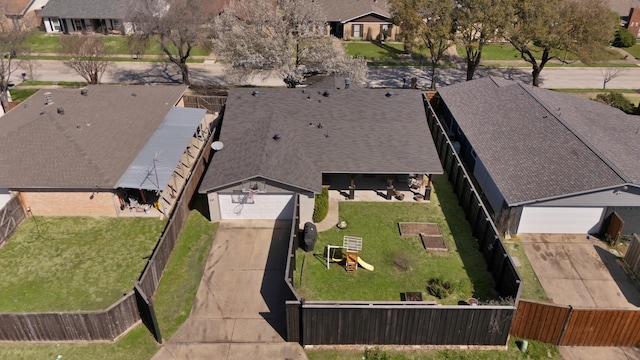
[
  {"left": 518, "top": 207, "right": 604, "bottom": 234},
  {"left": 218, "top": 193, "right": 294, "bottom": 220}
]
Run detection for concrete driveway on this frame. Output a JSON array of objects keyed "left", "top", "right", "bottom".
[
  {"left": 520, "top": 234, "right": 640, "bottom": 308},
  {"left": 152, "top": 220, "right": 307, "bottom": 360}
]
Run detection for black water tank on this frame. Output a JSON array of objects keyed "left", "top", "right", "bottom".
[{"left": 303, "top": 222, "right": 317, "bottom": 252}]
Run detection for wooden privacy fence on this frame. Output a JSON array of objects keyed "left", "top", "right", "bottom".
[
  {"left": 286, "top": 301, "right": 515, "bottom": 346},
  {"left": 0, "top": 292, "right": 138, "bottom": 341},
  {"left": 624, "top": 234, "right": 640, "bottom": 279},
  {"left": 0, "top": 195, "right": 26, "bottom": 247},
  {"left": 424, "top": 98, "right": 521, "bottom": 299},
  {"left": 0, "top": 120, "right": 215, "bottom": 342},
  {"left": 511, "top": 300, "right": 640, "bottom": 346},
  {"left": 183, "top": 95, "right": 227, "bottom": 114}
]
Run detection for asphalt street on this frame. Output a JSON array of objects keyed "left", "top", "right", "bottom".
[{"left": 11, "top": 59, "right": 640, "bottom": 89}]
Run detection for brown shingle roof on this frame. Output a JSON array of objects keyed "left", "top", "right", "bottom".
[
  {"left": 315, "top": 0, "right": 391, "bottom": 22},
  {"left": 199, "top": 86, "right": 442, "bottom": 194},
  {"left": 0, "top": 85, "right": 187, "bottom": 189},
  {"left": 0, "top": 0, "right": 32, "bottom": 15}
]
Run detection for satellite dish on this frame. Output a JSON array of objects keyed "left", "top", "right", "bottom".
[{"left": 211, "top": 141, "right": 224, "bottom": 151}]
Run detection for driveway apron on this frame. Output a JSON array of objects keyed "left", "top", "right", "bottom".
[{"left": 152, "top": 220, "right": 307, "bottom": 360}]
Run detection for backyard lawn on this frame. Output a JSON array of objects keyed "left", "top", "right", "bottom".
[
  {"left": 0, "top": 216, "right": 165, "bottom": 311},
  {"left": 0, "top": 208, "right": 216, "bottom": 359},
  {"left": 294, "top": 175, "right": 495, "bottom": 305}
]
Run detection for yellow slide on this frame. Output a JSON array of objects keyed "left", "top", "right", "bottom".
[{"left": 357, "top": 257, "right": 374, "bottom": 271}]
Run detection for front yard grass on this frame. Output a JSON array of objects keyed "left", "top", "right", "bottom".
[
  {"left": 0, "top": 208, "right": 216, "bottom": 359},
  {"left": 0, "top": 216, "right": 165, "bottom": 311},
  {"left": 294, "top": 175, "right": 495, "bottom": 304},
  {"left": 458, "top": 43, "right": 623, "bottom": 63}
]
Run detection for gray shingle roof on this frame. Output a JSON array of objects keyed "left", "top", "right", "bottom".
[
  {"left": 437, "top": 77, "right": 630, "bottom": 206},
  {"left": 40, "top": 0, "right": 134, "bottom": 19},
  {"left": 199, "top": 87, "right": 442, "bottom": 193},
  {"left": 315, "top": 0, "right": 391, "bottom": 22},
  {"left": 0, "top": 85, "right": 187, "bottom": 189}
]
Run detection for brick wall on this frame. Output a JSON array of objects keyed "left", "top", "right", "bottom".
[{"left": 20, "top": 191, "right": 119, "bottom": 217}]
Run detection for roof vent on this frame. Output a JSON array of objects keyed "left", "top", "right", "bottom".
[
  {"left": 345, "top": 78, "right": 350, "bottom": 89},
  {"left": 80, "top": 88, "right": 88, "bottom": 96},
  {"left": 307, "top": 95, "right": 311, "bottom": 100},
  {"left": 302, "top": 89, "right": 306, "bottom": 93},
  {"left": 252, "top": 90, "right": 260, "bottom": 97},
  {"left": 322, "top": 91, "right": 330, "bottom": 97},
  {"left": 385, "top": 91, "right": 394, "bottom": 97},
  {"left": 131, "top": 93, "right": 137, "bottom": 97},
  {"left": 44, "top": 92, "right": 53, "bottom": 105},
  {"left": 57, "top": 107, "right": 64, "bottom": 115},
  {"left": 273, "top": 133, "right": 281, "bottom": 141},
  {"left": 317, "top": 123, "right": 323, "bottom": 129}
]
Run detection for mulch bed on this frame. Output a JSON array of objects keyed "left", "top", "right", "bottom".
[{"left": 398, "top": 222, "right": 447, "bottom": 252}]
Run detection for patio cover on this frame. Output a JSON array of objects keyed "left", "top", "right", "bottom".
[{"left": 116, "top": 107, "right": 206, "bottom": 191}]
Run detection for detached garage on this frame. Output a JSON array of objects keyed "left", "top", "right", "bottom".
[
  {"left": 437, "top": 77, "right": 640, "bottom": 236},
  {"left": 217, "top": 192, "right": 295, "bottom": 220}
]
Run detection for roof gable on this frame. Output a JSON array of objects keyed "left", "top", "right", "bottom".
[
  {"left": 437, "top": 77, "right": 627, "bottom": 205},
  {"left": 315, "top": 0, "right": 391, "bottom": 22}
]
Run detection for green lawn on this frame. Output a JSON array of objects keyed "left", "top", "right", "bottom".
[
  {"left": 0, "top": 208, "right": 217, "bottom": 359},
  {"left": 8, "top": 88, "right": 38, "bottom": 102},
  {"left": 154, "top": 206, "right": 217, "bottom": 339},
  {"left": 307, "top": 337, "right": 560, "bottom": 360},
  {"left": 295, "top": 175, "right": 495, "bottom": 304},
  {"left": 0, "top": 217, "right": 165, "bottom": 311},
  {"left": 343, "top": 41, "right": 438, "bottom": 66},
  {"left": 504, "top": 237, "right": 547, "bottom": 302},
  {"left": 623, "top": 44, "right": 640, "bottom": 58},
  {"left": 458, "top": 43, "right": 623, "bottom": 62},
  {"left": 25, "top": 31, "right": 211, "bottom": 57}
]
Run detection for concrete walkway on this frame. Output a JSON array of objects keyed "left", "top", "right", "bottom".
[{"left": 152, "top": 220, "right": 307, "bottom": 360}]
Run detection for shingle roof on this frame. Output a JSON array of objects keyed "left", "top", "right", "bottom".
[
  {"left": 315, "top": 0, "right": 391, "bottom": 22},
  {"left": 0, "top": 85, "right": 187, "bottom": 189},
  {"left": 40, "top": 0, "right": 133, "bottom": 19},
  {"left": 199, "top": 87, "right": 442, "bottom": 193},
  {"left": 0, "top": 0, "right": 32, "bottom": 15},
  {"left": 437, "top": 76, "right": 631, "bottom": 206}
]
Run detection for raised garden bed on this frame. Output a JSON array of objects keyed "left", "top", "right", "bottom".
[
  {"left": 399, "top": 222, "right": 447, "bottom": 252},
  {"left": 420, "top": 233, "right": 448, "bottom": 252}
]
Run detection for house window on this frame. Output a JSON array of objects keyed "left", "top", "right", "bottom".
[
  {"left": 73, "top": 19, "right": 83, "bottom": 31},
  {"left": 471, "top": 149, "right": 478, "bottom": 159},
  {"left": 352, "top": 24, "right": 362, "bottom": 38},
  {"left": 112, "top": 19, "right": 121, "bottom": 29},
  {"left": 51, "top": 19, "right": 60, "bottom": 31}
]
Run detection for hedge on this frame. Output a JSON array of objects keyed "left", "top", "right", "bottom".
[{"left": 312, "top": 187, "right": 329, "bottom": 223}]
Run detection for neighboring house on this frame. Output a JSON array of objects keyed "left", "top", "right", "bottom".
[
  {"left": 436, "top": 76, "right": 640, "bottom": 236},
  {"left": 315, "top": 0, "right": 396, "bottom": 41},
  {"left": 40, "top": 0, "right": 133, "bottom": 34},
  {"left": 198, "top": 79, "right": 442, "bottom": 223},
  {"left": 0, "top": 0, "right": 48, "bottom": 30},
  {"left": 627, "top": 7, "right": 640, "bottom": 38},
  {"left": 0, "top": 85, "right": 212, "bottom": 217}
]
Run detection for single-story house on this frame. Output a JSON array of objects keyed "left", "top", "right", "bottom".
[
  {"left": 198, "top": 79, "right": 442, "bottom": 223},
  {"left": 40, "top": 0, "right": 133, "bottom": 34},
  {"left": 0, "top": 0, "right": 47, "bottom": 30},
  {"left": 435, "top": 76, "right": 640, "bottom": 236},
  {"left": 0, "top": 85, "right": 213, "bottom": 217},
  {"left": 315, "top": 0, "right": 397, "bottom": 41}
]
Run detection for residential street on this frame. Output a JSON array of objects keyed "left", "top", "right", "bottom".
[{"left": 13, "top": 59, "right": 640, "bottom": 89}]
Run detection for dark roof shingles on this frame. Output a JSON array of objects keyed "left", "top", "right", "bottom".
[{"left": 40, "top": 0, "right": 133, "bottom": 19}]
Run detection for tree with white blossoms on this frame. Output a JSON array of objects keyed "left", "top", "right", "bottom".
[{"left": 212, "top": 0, "right": 367, "bottom": 88}]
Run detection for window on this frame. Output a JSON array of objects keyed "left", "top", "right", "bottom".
[
  {"left": 471, "top": 149, "right": 478, "bottom": 159},
  {"left": 352, "top": 24, "right": 362, "bottom": 38},
  {"left": 241, "top": 181, "right": 267, "bottom": 193},
  {"left": 51, "top": 19, "right": 60, "bottom": 31}
]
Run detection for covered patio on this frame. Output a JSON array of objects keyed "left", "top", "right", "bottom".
[{"left": 324, "top": 173, "right": 433, "bottom": 202}]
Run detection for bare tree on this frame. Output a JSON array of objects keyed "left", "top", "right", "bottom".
[
  {"left": 212, "top": 0, "right": 367, "bottom": 88},
  {"left": 128, "top": 0, "right": 212, "bottom": 85},
  {"left": 417, "top": 0, "right": 455, "bottom": 89},
  {"left": 0, "top": 30, "right": 29, "bottom": 112},
  {"left": 60, "top": 36, "right": 109, "bottom": 84},
  {"left": 600, "top": 67, "right": 625, "bottom": 90}
]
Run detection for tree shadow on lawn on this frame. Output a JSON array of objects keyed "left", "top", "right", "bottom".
[
  {"left": 370, "top": 40, "right": 404, "bottom": 57},
  {"left": 431, "top": 174, "right": 497, "bottom": 300}
]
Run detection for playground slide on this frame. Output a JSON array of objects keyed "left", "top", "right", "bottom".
[{"left": 357, "top": 257, "right": 375, "bottom": 271}]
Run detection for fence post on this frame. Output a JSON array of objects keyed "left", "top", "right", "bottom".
[{"left": 556, "top": 305, "right": 573, "bottom": 345}]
